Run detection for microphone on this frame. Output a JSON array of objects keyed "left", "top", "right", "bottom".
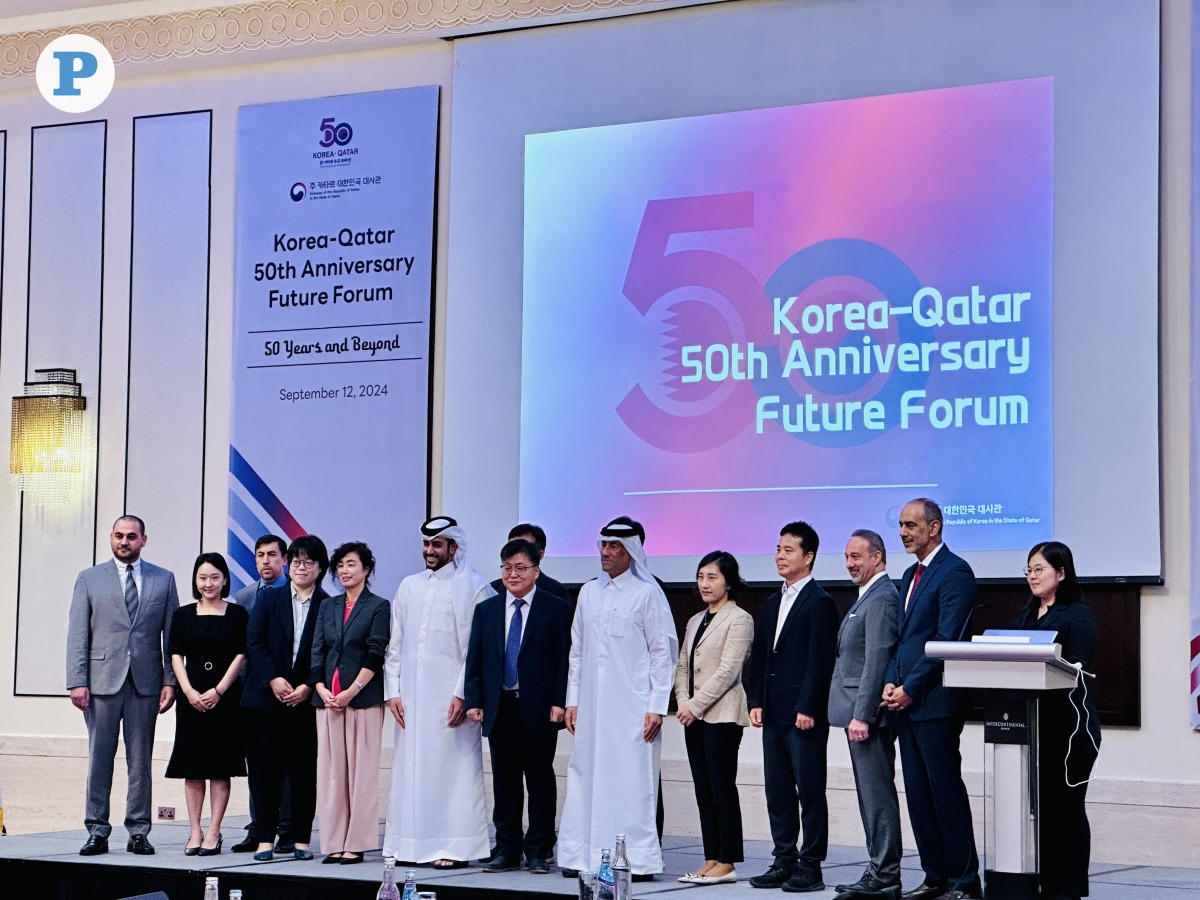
[{"left": 955, "top": 602, "right": 990, "bottom": 642}]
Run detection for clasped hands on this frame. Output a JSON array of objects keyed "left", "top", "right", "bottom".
[{"left": 270, "top": 676, "right": 312, "bottom": 707}]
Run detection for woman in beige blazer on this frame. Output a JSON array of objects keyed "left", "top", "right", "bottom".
[{"left": 674, "top": 550, "right": 754, "bottom": 885}]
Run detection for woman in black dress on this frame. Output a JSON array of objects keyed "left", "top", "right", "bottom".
[
  {"left": 166, "top": 552, "right": 249, "bottom": 856},
  {"left": 1013, "top": 541, "right": 1101, "bottom": 900}
]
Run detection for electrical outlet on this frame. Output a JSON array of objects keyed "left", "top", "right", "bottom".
[{"left": 157, "top": 806, "right": 175, "bottom": 820}]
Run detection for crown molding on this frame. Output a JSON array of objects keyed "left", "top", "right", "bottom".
[{"left": 0, "top": 0, "right": 710, "bottom": 79}]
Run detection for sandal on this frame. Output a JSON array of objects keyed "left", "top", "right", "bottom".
[{"left": 432, "top": 858, "right": 467, "bottom": 869}]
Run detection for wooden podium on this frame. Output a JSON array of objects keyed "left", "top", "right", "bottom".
[{"left": 926, "top": 636, "right": 1081, "bottom": 900}]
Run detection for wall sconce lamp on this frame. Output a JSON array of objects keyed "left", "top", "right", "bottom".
[{"left": 10, "top": 368, "right": 87, "bottom": 505}]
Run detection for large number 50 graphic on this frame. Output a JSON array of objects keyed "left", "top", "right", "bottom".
[{"left": 617, "top": 193, "right": 760, "bottom": 453}]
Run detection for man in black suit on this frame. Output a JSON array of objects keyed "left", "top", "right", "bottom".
[
  {"left": 882, "top": 499, "right": 980, "bottom": 900},
  {"left": 466, "top": 538, "right": 571, "bottom": 875},
  {"left": 747, "top": 521, "right": 837, "bottom": 893},
  {"left": 489, "top": 523, "right": 569, "bottom": 601},
  {"left": 242, "top": 534, "right": 331, "bottom": 861}
]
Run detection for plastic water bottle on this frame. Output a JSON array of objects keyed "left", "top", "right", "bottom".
[
  {"left": 402, "top": 868, "right": 418, "bottom": 900},
  {"left": 202, "top": 877, "right": 218, "bottom": 900},
  {"left": 596, "top": 848, "right": 616, "bottom": 900},
  {"left": 612, "top": 833, "right": 632, "bottom": 899},
  {"left": 230, "top": 892, "right": 243, "bottom": 900},
  {"left": 376, "top": 857, "right": 402, "bottom": 900}
]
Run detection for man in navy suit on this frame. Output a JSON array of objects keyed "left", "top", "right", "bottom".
[
  {"left": 882, "top": 499, "right": 980, "bottom": 900},
  {"left": 242, "top": 534, "right": 330, "bottom": 861},
  {"left": 747, "top": 521, "right": 838, "bottom": 893},
  {"left": 465, "top": 538, "right": 571, "bottom": 875}
]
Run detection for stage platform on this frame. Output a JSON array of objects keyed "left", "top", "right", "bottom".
[{"left": 1, "top": 817, "right": 1198, "bottom": 899}]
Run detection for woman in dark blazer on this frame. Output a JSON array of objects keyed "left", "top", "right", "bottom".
[
  {"left": 1012, "top": 541, "right": 1100, "bottom": 900},
  {"left": 673, "top": 550, "right": 754, "bottom": 885},
  {"left": 309, "top": 541, "right": 390, "bottom": 864}
]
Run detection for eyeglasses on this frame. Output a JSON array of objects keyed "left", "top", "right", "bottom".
[
  {"left": 290, "top": 558, "right": 318, "bottom": 570},
  {"left": 500, "top": 564, "right": 537, "bottom": 575},
  {"left": 1023, "top": 564, "right": 1051, "bottom": 577}
]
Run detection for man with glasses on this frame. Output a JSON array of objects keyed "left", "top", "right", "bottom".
[
  {"left": 489, "top": 524, "right": 569, "bottom": 602},
  {"left": 241, "top": 535, "right": 330, "bottom": 861},
  {"left": 465, "top": 539, "right": 571, "bottom": 874}
]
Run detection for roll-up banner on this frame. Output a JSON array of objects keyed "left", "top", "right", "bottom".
[{"left": 229, "top": 87, "right": 438, "bottom": 597}]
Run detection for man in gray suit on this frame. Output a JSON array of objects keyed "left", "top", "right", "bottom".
[
  {"left": 829, "top": 530, "right": 901, "bottom": 899},
  {"left": 66, "top": 515, "right": 180, "bottom": 856}
]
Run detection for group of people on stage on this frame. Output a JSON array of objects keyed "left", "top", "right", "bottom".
[{"left": 64, "top": 499, "right": 1100, "bottom": 900}]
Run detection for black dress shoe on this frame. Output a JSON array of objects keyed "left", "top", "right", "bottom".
[
  {"left": 935, "top": 889, "right": 981, "bottom": 900},
  {"left": 781, "top": 869, "right": 825, "bottom": 893},
  {"left": 293, "top": 848, "right": 315, "bottom": 861},
  {"left": 274, "top": 836, "right": 295, "bottom": 854},
  {"left": 527, "top": 857, "right": 550, "bottom": 875},
  {"left": 902, "top": 883, "right": 947, "bottom": 900},
  {"left": 631, "top": 873, "right": 655, "bottom": 882},
  {"left": 340, "top": 852, "right": 364, "bottom": 865},
  {"left": 231, "top": 836, "right": 258, "bottom": 853},
  {"left": 837, "top": 873, "right": 901, "bottom": 896},
  {"left": 127, "top": 835, "right": 156, "bottom": 855},
  {"left": 750, "top": 864, "right": 796, "bottom": 888},
  {"left": 483, "top": 853, "right": 521, "bottom": 873},
  {"left": 79, "top": 835, "right": 108, "bottom": 856},
  {"left": 562, "top": 868, "right": 580, "bottom": 878}
]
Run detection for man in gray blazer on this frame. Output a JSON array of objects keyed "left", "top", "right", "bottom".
[
  {"left": 828, "top": 530, "right": 901, "bottom": 899},
  {"left": 66, "top": 515, "right": 180, "bottom": 856}
]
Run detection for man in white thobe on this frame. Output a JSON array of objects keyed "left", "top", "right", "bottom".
[
  {"left": 560, "top": 516, "right": 679, "bottom": 878},
  {"left": 383, "top": 516, "right": 494, "bottom": 866}
]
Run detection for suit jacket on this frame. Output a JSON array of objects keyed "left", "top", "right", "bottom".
[
  {"left": 233, "top": 574, "right": 288, "bottom": 616},
  {"left": 828, "top": 575, "right": 900, "bottom": 728},
  {"left": 464, "top": 587, "right": 571, "bottom": 737},
  {"left": 1010, "top": 598, "right": 1101, "bottom": 749},
  {"left": 66, "top": 559, "right": 180, "bottom": 697},
  {"left": 242, "top": 582, "right": 330, "bottom": 712},
  {"left": 886, "top": 544, "right": 977, "bottom": 721},
  {"left": 747, "top": 579, "right": 838, "bottom": 727},
  {"left": 308, "top": 590, "right": 390, "bottom": 708},
  {"left": 673, "top": 602, "right": 754, "bottom": 726}
]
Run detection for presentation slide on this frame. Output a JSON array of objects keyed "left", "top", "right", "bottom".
[
  {"left": 444, "top": 0, "right": 1160, "bottom": 584},
  {"left": 521, "top": 78, "right": 1052, "bottom": 561}
]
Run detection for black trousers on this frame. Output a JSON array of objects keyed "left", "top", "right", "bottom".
[
  {"left": 683, "top": 721, "right": 744, "bottom": 863},
  {"left": 761, "top": 721, "right": 828, "bottom": 868},
  {"left": 488, "top": 692, "right": 560, "bottom": 859},
  {"left": 246, "top": 703, "right": 317, "bottom": 844},
  {"left": 1037, "top": 694, "right": 1097, "bottom": 899},
  {"left": 895, "top": 715, "right": 979, "bottom": 891}
]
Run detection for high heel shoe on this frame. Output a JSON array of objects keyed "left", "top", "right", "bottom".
[
  {"left": 198, "top": 834, "right": 223, "bottom": 856},
  {"left": 185, "top": 843, "right": 201, "bottom": 856}
]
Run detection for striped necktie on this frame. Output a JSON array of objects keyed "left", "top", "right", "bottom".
[{"left": 124, "top": 565, "right": 139, "bottom": 621}]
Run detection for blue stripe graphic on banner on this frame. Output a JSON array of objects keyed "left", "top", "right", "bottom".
[
  {"left": 228, "top": 490, "right": 274, "bottom": 547},
  {"left": 227, "top": 528, "right": 257, "bottom": 585},
  {"left": 229, "top": 446, "right": 304, "bottom": 539}
]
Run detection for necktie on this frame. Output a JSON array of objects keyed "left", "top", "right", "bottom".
[
  {"left": 125, "top": 565, "right": 139, "bottom": 622},
  {"left": 906, "top": 562, "right": 926, "bottom": 611},
  {"left": 503, "top": 598, "right": 525, "bottom": 690}
]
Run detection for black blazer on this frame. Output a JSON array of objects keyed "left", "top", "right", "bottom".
[
  {"left": 1010, "top": 598, "right": 1102, "bottom": 749},
  {"left": 747, "top": 579, "right": 838, "bottom": 727},
  {"left": 463, "top": 587, "right": 571, "bottom": 737},
  {"left": 308, "top": 590, "right": 390, "bottom": 709},
  {"left": 242, "top": 583, "right": 329, "bottom": 712}
]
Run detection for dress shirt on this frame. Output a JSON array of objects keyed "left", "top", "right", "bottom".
[
  {"left": 774, "top": 574, "right": 813, "bottom": 647},
  {"left": 114, "top": 557, "right": 143, "bottom": 596},
  {"left": 904, "top": 541, "right": 945, "bottom": 605},
  {"left": 503, "top": 586, "right": 535, "bottom": 689},
  {"left": 291, "top": 584, "right": 316, "bottom": 664},
  {"left": 858, "top": 570, "right": 888, "bottom": 597}
]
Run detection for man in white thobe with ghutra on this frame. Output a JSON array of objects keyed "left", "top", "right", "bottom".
[
  {"left": 383, "top": 516, "right": 494, "bottom": 867},
  {"left": 560, "top": 517, "right": 679, "bottom": 879}
]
